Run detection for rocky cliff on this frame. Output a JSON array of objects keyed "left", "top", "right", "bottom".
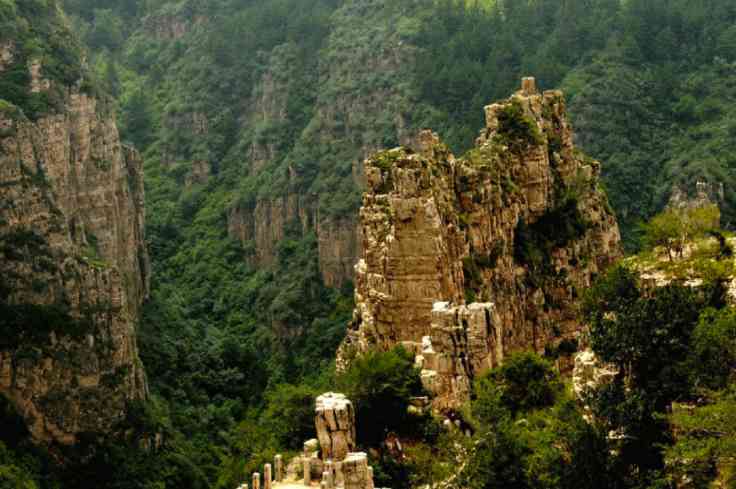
[
  {"left": 228, "top": 189, "right": 361, "bottom": 289},
  {"left": 0, "top": 24, "right": 149, "bottom": 443},
  {"left": 225, "top": 4, "right": 419, "bottom": 289},
  {"left": 340, "top": 79, "right": 622, "bottom": 409}
]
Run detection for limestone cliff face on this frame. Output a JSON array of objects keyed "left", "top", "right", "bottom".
[
  {"left": 340, "top": 80, "right": 622, "bottom": 408},
  {"left": 228, "top": 191, "right": 361, "bottom": 289},
  {"left": 0, "top": 69, "right": 149, "bottom": 443}
]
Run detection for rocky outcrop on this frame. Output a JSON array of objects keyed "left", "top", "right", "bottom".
[
  {"left": 315, "top": 393, "right": 357, "bottom": 461},
  {"left": 0, "top": 75, "right": 149, "bottom": 443},
  {"left": 143, "top": 11, "right": 207, "bottom": 41},
  {"left": 417, "top": 303, "right": 501, "bottom": 410},
  {"left": 668, "top": 180, "right": 725, "bottom": 211},
  {"left": 226, "top": 41, "right": 366, "bottom": 289},
  {"left": 185, "top": 159, "right": 211, "bottom": 187},
  {"left": 572, "top": 349, "right": 617, "bottom": 401},
  {"left": 228, "top": 5, "right": 420, "bottom": 290},
  {"left": 0, "top": 41, "right": 13, "bottom": 72},
  {"left": 340, "top": 79, "right": 622, "bottom": 408},
  {"left": 265, "top": 393, "right": 374, "bottom": 489}
]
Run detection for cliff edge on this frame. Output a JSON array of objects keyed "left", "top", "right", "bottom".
[{"left": 0, "top": 1, "right": 149, "bottom": 445}]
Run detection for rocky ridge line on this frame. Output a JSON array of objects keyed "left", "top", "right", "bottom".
[{"left": 339, "top": 78, "right": 622, "bottom": 408}]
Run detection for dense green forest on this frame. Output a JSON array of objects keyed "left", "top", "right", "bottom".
[{"left": 2, "top": 0, "right": 736, "bottom": 487}]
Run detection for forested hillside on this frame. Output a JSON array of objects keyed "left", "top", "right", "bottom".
[
  {"left": 65, "top": 0, "right": 736, "bottom": 483},
  {"left": 2, "top": 0, "right": 736, "bottom": 487}
]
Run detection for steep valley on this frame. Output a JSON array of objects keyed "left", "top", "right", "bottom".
[{"left": 1, "top": 0, "right": 736, "bottom": 488}]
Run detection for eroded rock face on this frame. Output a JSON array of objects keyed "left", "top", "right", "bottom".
[
  {"left": 417, "top": 303, "right": 501, "bottom": 409},
  {"left": 340, "top": 80, "right": 622, "bottom": 407},
  {"left": 668, "top": 180, "right": 725, "bottom": 211},
  {"left": 0, "top": 90, "right": 149, "bottom": 444},
  {"left": 572, "top": 349, "right": 617, "bottom": 401},
  {"left": 315, "top": 393, "right": 357, "bottom": 462},
  {"left": 143, "top": 12, "right": 206, "bottom": 41},
  {"left": 228, "top": 190, "right": 361, "bottom": 288},
  {"left": 342, "top": 453, "right": 374, "bottom": 489}
]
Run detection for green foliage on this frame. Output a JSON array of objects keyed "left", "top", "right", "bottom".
[
  {"left": 7, "top": 0, "right": 736, "bottom": 487},
  {"left": 583, "top": 254, "right": 736, "bottom": 486},
  {"left": 463, "top": 355, "right": 613, "bottom": 489},
  {"left": 0, "top": 441, "right": 39, "bottom": 489},
  {"left": 0, "top": 0, "right": 98, "bottom": 119},
  {"left": 261, "top": 383, "right": 321, "bottom": 451},
  {"left": 692, "top": 308, "right": 736, "bottom": 389},
  {"left": 514, "top": 196, "right": 588, "bottom": 272},
  {"left": 641, "top": 204, "right": 721, "bottom": 260},
  {"left": 0, "top": 302, "right": 94, "bottom": 349},
  {"left": 338, "top": 347, "right": 426, "bottom": 447},
  {"left": 584, "top": 265, "right": 706, "bottom": 409},
  {"left": 472, "top": 353, "right": 562, "bottom": 425},
  {"left": 666, "top": 388, "right": 736, "bottom": 489},
  {"left": 495, "top": 100, "right": 543, "bottom": 153}
]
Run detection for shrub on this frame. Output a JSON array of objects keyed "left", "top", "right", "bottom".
[
  {"left": 261, "top": 383, "right": 320, "bottom": 450},
  {"left": 691, "top": 308, "right": 736, "bottom": 389},
  {"left": 586, "top": 269, "right": 704, "bottom": 408},
  {"left": 496, "top": 100, "right": 542, "bottom": 153},
  {"left": 338, "top": 347, "right": 425, "bottom": 446},
  {"left": 514, "top": 196, "right": 587, "bottom": 271},
  {"left": 640, "top": 204, "right": 721, "bottom": 260},
  {"left": 472, "top": 352, "right": 562, "bottom": 425}
]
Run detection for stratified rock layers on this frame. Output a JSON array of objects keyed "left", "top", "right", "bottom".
[
  {"left": 0, "top": 90, "right": 149, "bottom": 444},
  {"left": 341, "top": 80, "right": 622, "bottom": 407}
]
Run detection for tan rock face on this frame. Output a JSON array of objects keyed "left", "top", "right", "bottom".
[
  {"left": 339, "top": 81, "right": 622, "bottom": 408},
  {"left": 0, "top": 41, "right": 14, "bottom": 73},
  {"left": 143, "top": 12, "right": 206, "bottom": 41},
  {"left": 315, "top": 393, "right": 357, "bottom": 462},
  {"left": 228, "top": 191, "right": 361, "bottom": 289},
  {"left": 418, "top": 303, "right": 501, "bottom": 409},
  {"left": 227, "top": 31, "right": 414, "bottom": 290},
  {"left": 668, "top": 180, "right": 725, "bottom": 211},
  {"left": 28, "top": 59, "right": 51, "bottom": 93},
  {"left": 0, "top": 92, "right": 149, "bottom": 445},
  {"left": 185, "top": 159, "right": 211, "bottom": 187}
]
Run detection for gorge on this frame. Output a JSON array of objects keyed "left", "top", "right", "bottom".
[{"left": 1, "top": 1, "right": 735, "bottom": 488}]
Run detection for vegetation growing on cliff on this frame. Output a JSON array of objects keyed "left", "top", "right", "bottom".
[
  {"left": 0, "top": 0, "right": 101, "bottom": 119},
  {"left": 3, "top": 0, "right": 736, "bottom": 487},
  {"left": 514, "top": 196, "right": 588, "bottom": 273}
]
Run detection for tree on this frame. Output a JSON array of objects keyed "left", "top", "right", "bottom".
[
  {"left": 641, "top": 204, "right": 721, "bottom": 260},
  {"left": 464, "top": 354, "right": 613, "bottom": 489},
  {"left": 87, "top": 9, "right": 124, "bottom": 50},
  {"left": 261, "top": 383, "right": 320, "bottom": 450},
  {"left": 585, "top": 267, "right": 704, "bottom": 408},
  {"left": 582, "top": 265, "right": 714, "bottom": 477},
  {"left": 472, "top": 352, "right": 561, "bottom": 425},
  {"left": 691, "top": 307, "right": 736, "bottom": 389},
  {"left": 338, "top": 347, "right": 425, "bottom": 446}
]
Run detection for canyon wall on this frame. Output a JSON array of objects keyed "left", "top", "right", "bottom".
[
  {"left": 0, "top": 57, "right": 149, "bottom": 444},
  {"left": 340, "top": 79, "right": 622, "bottom": 408}
]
